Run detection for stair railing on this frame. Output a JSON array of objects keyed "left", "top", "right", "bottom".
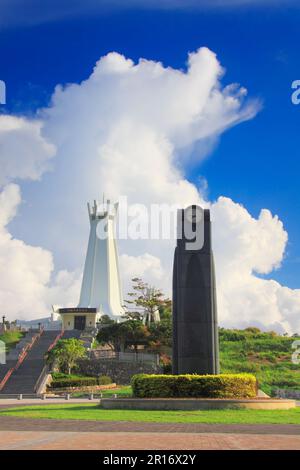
[
  {"left": 0, "top": 368, "right": 14, "bottom": 391},
  {"left": 15, "top": 326, "right": 44, "bottom": 371},
  {"left": 0, "top": 327, "right": 44, "bottom": 391},
  {"left": 47, "top": 328, "right": 65, "bottom": 353},
  {"left": 34, "top": 329, "right": 65, "bottom": 394}
]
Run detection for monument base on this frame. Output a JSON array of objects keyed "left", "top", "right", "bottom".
[{"left": 101, "top": 397, "right": 296, "bottom": 411}]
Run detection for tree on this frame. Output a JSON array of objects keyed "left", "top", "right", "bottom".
[
  {"left": 96, "top": 322, "right": 127, "bottom": 352},
  {"left": 47, "top": 338, "right": 87, "bottom": 375},
  {"left": 97, "top": 279, "right": 172, "bottom": 354},
  {"left": 98, "top": 314, "right": 115, "bottom": 327},
  {"left": 124, "top": 277, "right": 171, "bottom": 326},
  {"left": 120, "top": 319, "right": 150, "bottom": 353},
  {"left": 244, "top": 327, "right": 261, "bottom": 335},
  {"left": 149, "top": 315, "right": 172, "bottom": 350},
  {"left": 96, "top": 319, "right": 150, "bottom": 353}
]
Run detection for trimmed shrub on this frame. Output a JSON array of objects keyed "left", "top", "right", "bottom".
[
  {"left": 162, "top": 362, "right": 172, "bottom": 374},
  {"left": 131, "top": 373, "right": 257, "bottom": 399},
  {"left": 98, "top": 375, "right": 112, "bottom": 385},
  {"left": 50, "top": 377, "right": 98, "bottom": 389}
]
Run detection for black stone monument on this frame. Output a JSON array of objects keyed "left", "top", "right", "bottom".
[{"left": 172, "top": 205, "right": 219, "bottom": 375}]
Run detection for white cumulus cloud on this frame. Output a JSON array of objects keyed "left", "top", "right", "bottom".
[
  {"left": 211, "top": 197, "right": 300, "bottom": 333},
  {"left": 1, "top": 47, "right": 299, "bottom": 333},
  {"left": 0, "top": 115, "right": 56, "bottom": 186},
  {"left": 0, "top": 184, "right": 81, "bottom": 320}
]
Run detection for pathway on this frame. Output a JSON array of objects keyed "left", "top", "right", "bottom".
[{"left": 0, "top": 415, "right": 299, "bottom": 450}]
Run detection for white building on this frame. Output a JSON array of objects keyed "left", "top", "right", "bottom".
[{"left": 54, "top": 198, "right": 125, "bottom": 330}]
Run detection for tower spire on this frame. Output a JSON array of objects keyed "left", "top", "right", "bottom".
[{"left": 78, "top": 197, "right": 124, "bottom": 319}]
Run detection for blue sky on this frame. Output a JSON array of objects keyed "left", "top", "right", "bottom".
[
  {"left": 0, "top": 1, "right": 299, "bottom": 327},
  {"left": 1, "top": 1, "right": 298, "bottom": 282}
]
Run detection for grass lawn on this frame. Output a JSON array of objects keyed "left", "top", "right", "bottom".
[
  {"left": 219, "top": 329, "right": 300, "bottom": 396},
  {"left": 0, "top": 330, "right": 24, "bottom": 352},
  {"left": 1, "top": 404, "right": 300, "bottom": 424}
]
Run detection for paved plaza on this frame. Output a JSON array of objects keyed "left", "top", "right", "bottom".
[{"left": 0, "top": 412, "right": 299, "bottom": 450}]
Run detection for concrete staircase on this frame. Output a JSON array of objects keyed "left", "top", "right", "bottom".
[
  {"left": 61, "top": 330, "right": 81, "bottom": 340},
  {"left": 0, "top": 360, "right": 15, "bottom": 384},
  {"left": 0, "top": 330, "right": 59, "bottom": 395},
  {"left": 0, "top": 329, "right": 97, "bottom": 395},
  {"left": 62, "top": 329, "right": 95, "bottom": 348}
]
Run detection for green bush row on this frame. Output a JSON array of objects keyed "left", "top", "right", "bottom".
[
  {"left": 50, "top": 377, "right": 98, "bottom": 388},
  {"left": 50, "top": 375, "right": 112, "bottom": 389},
  {"left": 131, "top": 373, "right": 257, "bottom": 399}
]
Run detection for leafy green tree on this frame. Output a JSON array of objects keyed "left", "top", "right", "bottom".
[
  {"left": 96, "top": 322, "right": 126, "bottom": 352},
  {"left": 98, "top": 314, "right": 115, "bottom": 326},
  {"left": 124, "top": 277, "right": 171, "bottom": 326},
  {"left": 97, "top": 279, "right": 172, "bottom": 354},
  {"left": 47, "top": 338, "right": 87, "bottom": 375},
  {"left": 96, "top": 319, "right": 150, "bottom": 353},
  {"left": 120, "top": 319, "right": 150, "bottom": 353},
  {"left": 149, "top": 315, "right": 172, "bottom": 350},
  {"left": 244, "top": 327, "right": 261, "bottom": 335}
]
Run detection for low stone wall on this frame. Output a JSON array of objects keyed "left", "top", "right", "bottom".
[
  {"left": 77, "top": 359, "right": 162, "bottom": 385},
  {"left": 102, "top": 397, "right": 297, "bottom": 411},
  {"left": 48, "top": 383, "right": 117, "bottom": 394}
]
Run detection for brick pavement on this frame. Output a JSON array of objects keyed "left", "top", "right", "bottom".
[
  {"left": 0, "top": 415, "right": 300, "bottom": 435},
  {"left": 0, "top": 403, "right": 299, "bottom": 450},
  {"left": 0, "top": 430, "right": 299, "bottom": 450},
  {"left": 0, "top": 415, "right": 299, "bottom": 449}
]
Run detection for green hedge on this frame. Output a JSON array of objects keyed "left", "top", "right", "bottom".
[
  {"left": 50, "top": 377, "right": 98, "bottom": 388},
  {"left": 98, "top": 375, "right": 112, "bottom": 385},
  {"left": 131, "top": 373, "right": 257, "bottom": 399}
]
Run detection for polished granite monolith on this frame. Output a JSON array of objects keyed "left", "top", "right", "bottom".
[{"left": 172, "top": 205, "right": 219, "bottom": 375}]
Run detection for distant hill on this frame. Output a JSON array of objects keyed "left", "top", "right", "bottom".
[{"left": 219, "top": 327, "right": 300, "bottom": 396}]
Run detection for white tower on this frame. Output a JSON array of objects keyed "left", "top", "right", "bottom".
[{"left": 78, "top": 198, "right": 125, "bottom": 319}]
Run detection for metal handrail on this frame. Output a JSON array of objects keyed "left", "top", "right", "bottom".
[
  {"left": 47, "top": 328, "right": 64, "bottom": 353},
  {"left": 0, "top": 327, "right": 44, "bottom": 391},
  {"left": 0, "top": 368, "right": 14, "bottom": 391},
  {"left": 15, "top": 327, "right": 44, "bottom": 370}
]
